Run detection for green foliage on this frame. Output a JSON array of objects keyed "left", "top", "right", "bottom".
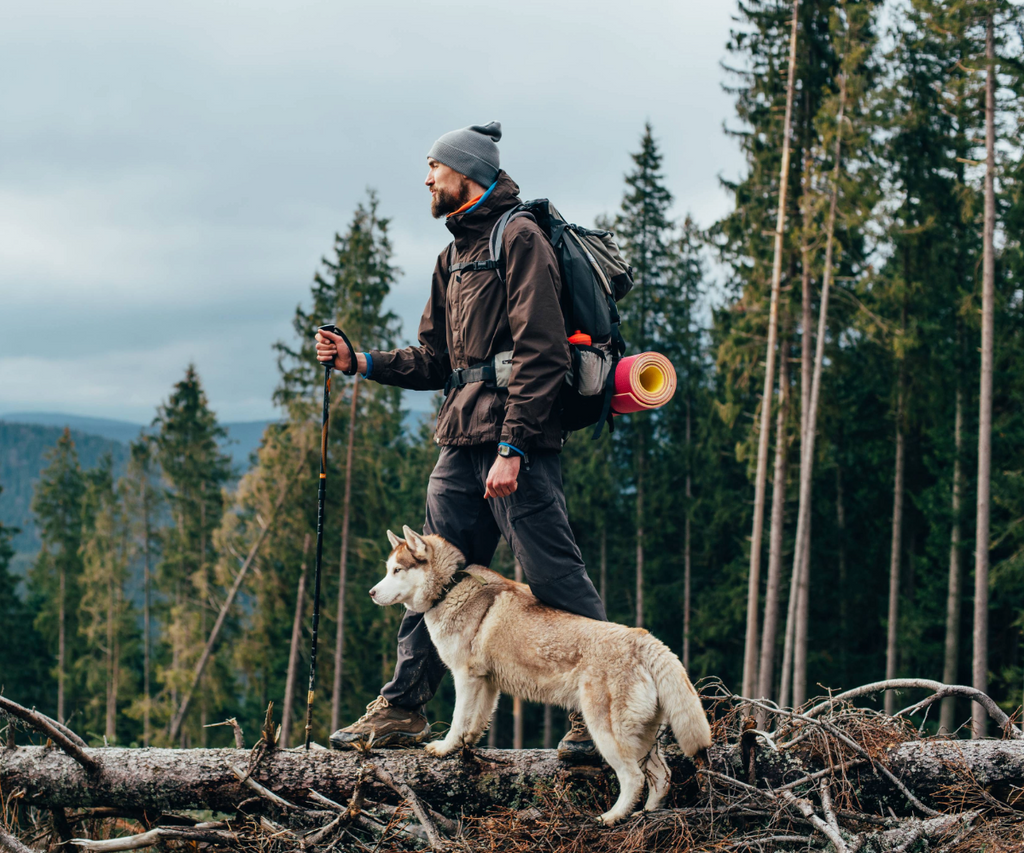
[
  {"left": 5, "top": 2, "right": 1024, "bottom": 740},
  {"left": 152, "top": 365, "right": 233, "bottom": 745},
  {"left": 0, "top": 486, "right": 50, "bottom": 707}
]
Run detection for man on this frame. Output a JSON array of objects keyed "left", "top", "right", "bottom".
[{"left": 314, "top": 121, "right": 607, "bottom": 760}]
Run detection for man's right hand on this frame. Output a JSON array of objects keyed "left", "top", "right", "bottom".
[{"left": 315, "top": 328, "right": 365, "bottom": 374}]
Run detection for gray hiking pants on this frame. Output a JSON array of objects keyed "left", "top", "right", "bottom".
[{"left": 380, "top": 444, "right": 607, "bottom": 710}]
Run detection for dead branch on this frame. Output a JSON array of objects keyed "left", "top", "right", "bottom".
[
  {"left": 368, "top": 763, "right": 445, "bottom": 848},
  {"left": 227, "top": 763, "right": 298, "bottom": 812},
  {"left": 69, "top": 823, "right": 233, "bottom": 852},
  {"left": 0, "top": 827, "right": 40, "bottom": 853},
  {"left": 779, "top": 789, "right": 849, "bottom": 852},
  {"left": 203, "top": 718, "right": 245, "bottom": 749},
  {"left": 803, "top": 679, "right": 1022, "bottom": 738},
  {"left": 0, "top": 698, "right": 98, "bottom": 773}
]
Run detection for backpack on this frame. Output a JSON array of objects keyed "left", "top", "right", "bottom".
[{"left": 448, "top": 199, "right": 633, "bottom": 440}]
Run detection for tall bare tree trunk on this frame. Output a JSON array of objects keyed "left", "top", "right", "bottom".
[
  {"left": 543, "top": 704, "right": 553, "bottom": 749},
  {"left": 785, "top": 61, "right": 847, "bottom": 708},
  {"left": 794, "top": 230, "right": 813, "bottom": 710},
  {"left": 793, "top": 514, "right": 811, "bottom": 708},
  {"left": 974, "top": 15, "right": 996, "bottom": 739},
  {"left": 57, "top": 565, "right": 65, "bottom": 724},
  {"left": 744, "top": 0, "right": 801, "bottom": 700},
  {"left": 758, "top": 338, "right": 790, "bottom": 700},
  {"left": 106, "top": 573, "right": 116, "bottom": 741},
  {"left": 885, "top": 376, "right": 906, "bottom": 715},
  {"left": 636, "top": 431, "right": 645, "bottom": 629},
  {"left": 683, "top": 393, "right": 693, "bottom": 671},
  {"left": 941, "top": 378, "right": 964, "bottom": 734},
  {"left": 836, "top": 464, "right": 848, "bottom": 684},
  {"left": 513, "top": 559, "right": 524, "bottom": 749},
  {"left": 142, "top": 487, "right": 151, "bottom": 747},
  {"left": 199, "top": 506, "right": 207, "bottom": 749},
  {"left": 281, "top": 534, "right": 311, "bottom": 748},
  {"left": 488, "top": 699, "right": 498, "bottom": 747},
  {"left": 331, "top": 380, "right": 360, "bottom": 734}
]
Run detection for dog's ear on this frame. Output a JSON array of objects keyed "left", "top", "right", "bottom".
[
  {"left": 387, "top": 529, "right": 403, "bottom": 550},
  {"left": 402, "top": 525, "right": 429, "bottom": 561}
]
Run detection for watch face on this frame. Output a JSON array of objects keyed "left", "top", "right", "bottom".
[{"left": 498, "top": 445, "right": 511, "bottom": 457}]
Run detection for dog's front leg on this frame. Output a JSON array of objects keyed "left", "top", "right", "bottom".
[{"left": 425, "top": 671, "right": 491, "bottom": 757}]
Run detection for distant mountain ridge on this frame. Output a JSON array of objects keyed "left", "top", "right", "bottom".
[
  {"left": 2, "top": 412, "right": 275, "bottom": 471},
  {"left": 0, "top": 408, "right": 433, "bottom": 581},
  {"left": 0, "top": 414, "right": 275, "bottom": 569}
]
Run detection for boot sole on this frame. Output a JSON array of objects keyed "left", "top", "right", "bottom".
[
  {"left": 330, "top": 725, "right": 432, "bottom": 750},
  {"left": 557, "top": 744, "right": 602, "bottom": 764}
]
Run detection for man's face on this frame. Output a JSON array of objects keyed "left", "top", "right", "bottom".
[{"left": 426, "top": 158, "right": 472, "bottom": 219}]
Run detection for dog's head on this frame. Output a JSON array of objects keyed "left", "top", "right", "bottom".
[{"left": 369, "top": 525, "right": 439, "bottom": 613}]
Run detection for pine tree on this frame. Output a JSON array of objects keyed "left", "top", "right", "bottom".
[
  {"left": 232, "top": 189, "right": 406, "bottom": 745},
  {"left": 78, "top": 455, "right": 136, "bottom": 742},
  {"left": 613, "top": 123, "right": 676, "bottom": 629},
  {"left": 152, "top": 365, "right": 232, "bottom": 745},
  {"left": 29, "top": 429, "right": 87, "bottom": 722},
  {"left": 121, "top": 438, "right": 162, "bottom": 745},
  {"left": 0, "top": 487, "right": 50, "bottom": 708}
]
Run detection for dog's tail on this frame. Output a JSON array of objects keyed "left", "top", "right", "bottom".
[{"left": 643, "top": 638, "right": 712, "bottom": 757}]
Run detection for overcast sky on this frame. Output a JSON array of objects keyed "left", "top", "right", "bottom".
[{"left": 0, "top": 0, "right": 745, "bottom": 424}]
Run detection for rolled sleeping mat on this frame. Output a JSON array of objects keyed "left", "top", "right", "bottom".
[{"left": 611, "top": 352, "right": 677, "bottom": 415}]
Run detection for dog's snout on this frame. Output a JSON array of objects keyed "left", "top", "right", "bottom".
[{"left": 369, "top": 586, "right": 378, "bottom": 599}]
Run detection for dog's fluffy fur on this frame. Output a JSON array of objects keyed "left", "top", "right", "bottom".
[{"left": 370, "top": 526, "right": 713, "bottom": 826}]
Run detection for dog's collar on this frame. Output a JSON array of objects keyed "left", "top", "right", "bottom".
[{"left": 430, "top": 569, "right": 483, "bottom": 609}]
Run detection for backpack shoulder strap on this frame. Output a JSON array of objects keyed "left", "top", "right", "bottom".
[{"left": 488, "top": 206, "right": 536, "bottom": 283}]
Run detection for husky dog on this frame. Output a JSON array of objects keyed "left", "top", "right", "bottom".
[{"left": 370, "top": 526, "right": 713, "bottom": 826}]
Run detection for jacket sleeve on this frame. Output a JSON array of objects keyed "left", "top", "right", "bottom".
[
  {"left": 366, "top": 249, "right": 451, "bottom": 391},
  {"left": 501, "top": 220, "right": 570, "bottom": 450}
]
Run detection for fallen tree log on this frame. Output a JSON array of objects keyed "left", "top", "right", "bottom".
[{"left": 2, "top": 738, "right": 1022, "bottom": 816}]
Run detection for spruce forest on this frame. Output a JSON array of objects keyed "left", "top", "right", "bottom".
[{"left": 3, "top": 1, "right": 1024, "bottom": 850}]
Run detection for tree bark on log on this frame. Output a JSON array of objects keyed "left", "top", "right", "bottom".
[{"left": 3, "top": 739, "right": 1022, "bottom": 817}]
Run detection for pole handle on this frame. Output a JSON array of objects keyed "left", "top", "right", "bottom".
[{"left": 319, "top": 324, "right": 358, "bottom": 376}]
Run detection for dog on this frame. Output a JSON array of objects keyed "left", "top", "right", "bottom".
[{"left": 370, "top": 526, "right": 713, "bottom": 826}]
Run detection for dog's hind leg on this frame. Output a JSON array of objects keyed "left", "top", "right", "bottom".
[
  {"left": 642, "top": 743, "right": 671, "bottom": 812},
  {"left": 581, "top": 695, "right": 646, "bottom": 826},
  {"left": 425, "top": 671, "right": 490, "bottom": 757}
]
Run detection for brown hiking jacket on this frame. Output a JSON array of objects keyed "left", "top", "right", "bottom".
[{"left": 367, "top": 171, "right": 568, "bottom": 452}]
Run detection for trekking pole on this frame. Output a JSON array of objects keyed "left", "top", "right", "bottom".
[{"left": 304, "top": 323, "right": 356, "bottom": 750}]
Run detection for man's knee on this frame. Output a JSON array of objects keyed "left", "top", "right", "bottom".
[{"left": 527, "top": 568, "right": 607, "bottom": 622}]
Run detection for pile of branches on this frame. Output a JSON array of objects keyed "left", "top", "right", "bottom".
[{"left": 1, "top": 678, "right": 1022, "bottom": 852}]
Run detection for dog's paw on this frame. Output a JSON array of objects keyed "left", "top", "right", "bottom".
[
  {"left": 596, "top": 812, "right": 622, "bottom": 827},
  {"left": 424, "top": 740, "right": 455, "bottom": 758}
]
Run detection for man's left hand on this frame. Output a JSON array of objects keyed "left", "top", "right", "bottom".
[{"left": 484, "top": 454, "right": 520, "bottom": 499}]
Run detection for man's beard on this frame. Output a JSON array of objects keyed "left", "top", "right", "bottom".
[{"left": 431, "top": 179, "right": 472, "bottom": 219}]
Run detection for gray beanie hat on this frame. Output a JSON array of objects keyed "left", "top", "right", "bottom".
[{"left": 427, "top": 121, "right": 502, "bottom": 188}]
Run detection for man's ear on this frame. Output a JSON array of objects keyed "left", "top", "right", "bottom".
[
  {"left": 387, "top": 530, "right": 403, "bottom": 550},
  {"left": 402, "top": 525, "right": 429, "bottom": 561}
]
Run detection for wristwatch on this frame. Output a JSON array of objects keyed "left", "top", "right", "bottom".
[{"left": 497, "top": 443, "right": 515, "bottom": 458}]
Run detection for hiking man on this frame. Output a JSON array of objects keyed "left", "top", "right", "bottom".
[{"left": 314, "top": 121, "right": 607, "bottom": 760}]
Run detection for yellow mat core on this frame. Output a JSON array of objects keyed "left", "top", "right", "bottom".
[{"left": 639, "top": 364, "right": 665, "bottom": 395}]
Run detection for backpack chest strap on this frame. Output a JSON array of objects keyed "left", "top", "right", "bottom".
[{"left": 449, "top": 259, "right": 500, "bottom": 273}]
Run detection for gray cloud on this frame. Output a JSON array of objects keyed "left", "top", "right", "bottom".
[{"left": 1, "top": 0, "right": 744, "bottom": 423}]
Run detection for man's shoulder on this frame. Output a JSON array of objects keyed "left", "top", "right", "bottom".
[{"left": 501, "top": 210, "right": 549, "bottom": 251}]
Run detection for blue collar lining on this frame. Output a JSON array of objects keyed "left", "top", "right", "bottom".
[{"left": 464, "top": 181, "right": 497, "bottom": 215}]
